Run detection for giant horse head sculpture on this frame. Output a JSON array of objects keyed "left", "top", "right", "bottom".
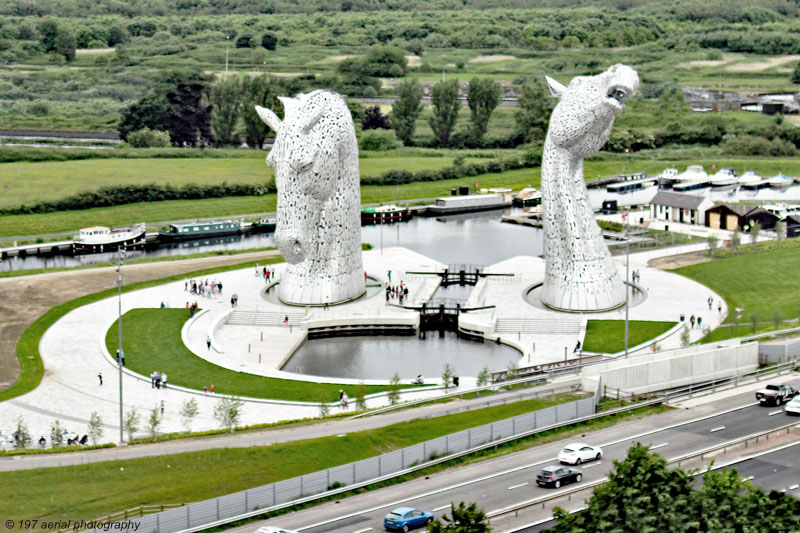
[
  {"left": 540, "top": 64, "right": 638, "bottom": 312},
  {"left": 256, "top": 90, "right": 365, "bottom": 306}
]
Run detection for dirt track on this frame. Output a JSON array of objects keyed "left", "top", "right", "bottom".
[{"left": 0, "top": 251, "right": 280, "bottom": 391}]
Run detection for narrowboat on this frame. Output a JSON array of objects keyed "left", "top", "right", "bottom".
[
  {"left": 361, "top": 205, "right": 411, "bottom": 224},
  {"left": 72, "top": 223, "right": 147, "bottom": 255},
  {"left": 251, "top": 217, "right": 277, "bottom": 232},
  {"left": 158, "top": 220, "right": 243, "bottom": 242},
  {"left": 512, "top": 187, "right": 543, "bottom": 207},
  {"left": 606, "top": 177, "right": 656, "bottom": 193}
]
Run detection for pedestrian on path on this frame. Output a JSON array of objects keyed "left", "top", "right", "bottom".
[
  {"left": 150, "top": 371, "right": 155, "bottom": 388},
  {"left": 690, "top": 314, "right": 696, "bottom": 328},
  {"left": 708, "top": 296, "right": 713, "bottom": 310},
  {"left": 162, "top": 373, "right": 167, "bottom": 389},
  {"left": 210, "top": 384, "right": 215, "bottom": 393},
  {"left": 98, "top": 372, "right": 102, "bottom": 386},
  {"left": 160, "top": 400, "right": 165, "bottom": 415},
  {"left": 697, "top": 316, "right": 702, "bottom": 330},
  {"left": 718, "top": 302, "right": 722, "bottom": 314},
  {"left": 206, "top": 335, "right": 211, "bottom": 350}
]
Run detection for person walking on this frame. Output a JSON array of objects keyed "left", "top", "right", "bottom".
[
  {"left": 160, "top": 400, "right": 165, "bottom": 415},
  {"left": 690, "top": 314, "right": 696, "bottom": 329},
  {"left": 697, "top": 316, "right": 702, "bottom": 330},
  {"left": 708, "top": 296, "right": 713, "bottom": 310},
  {"left": 162, "top": 373, "right": 167, "bottom": 389},
  {"left": 98, "top": 372, "right": 103, "bottom": 386},
  {"left": 206, "top": 335, "right": 212, "bottom": 350}
]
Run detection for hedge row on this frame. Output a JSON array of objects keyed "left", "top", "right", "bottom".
[
  {"left": 1, "top": 182, "right": 274, "bottom": 215},
  {"left": 3, "top": 152, "right": 542, "bottom": 214},
  {"left": 361, "top": 150, "right": 542, "bottom": 186}
]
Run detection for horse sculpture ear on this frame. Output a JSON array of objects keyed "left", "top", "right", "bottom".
[
  {"left": 298, "top": 105, "right": 325, "bottom": 134},
  {"left": 255, "top": 105, "right": 282, "bottom": 133},
  {"left": 545, "top": 76, "right": 567, "bottom": 98}
]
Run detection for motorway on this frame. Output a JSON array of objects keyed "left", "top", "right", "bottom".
[{"left": 231, "top": 378, "right": 800, "bottom": 533}]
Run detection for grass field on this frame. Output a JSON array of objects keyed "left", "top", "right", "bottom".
[
  {"left": 583, "top": 320, "right": 677, "bottom": 354},
  {"left": 0, "top": 153, "right": 478, "bottom": 210},
  {"left": 673, "top": 246, "right": 800, "bottom": 329},
  {"left": 0, "top": 392, "right": 580, "bottom": 524},
  {"left": 105, "top": 309, "right": 411, "bottom": 401},
  {"left": 7, "top": 154, "right": 800, "bottom": 239}
]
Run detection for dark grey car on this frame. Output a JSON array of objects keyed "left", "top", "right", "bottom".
[{"left": 536, "top": 465, "right": 582, "bottom": 488}]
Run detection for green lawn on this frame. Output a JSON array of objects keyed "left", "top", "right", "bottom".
[
  {"left": 673, "top": 245, "right": 800, "bottom": 329},
  {"left": 0, "top": 154, "right": 471, "bottom": 210},
  {"left": 105, "top": 308, "right": 412, "bottom": 401},
  {"left": 0, "top": 392, "right": 579, "bottom": 524},
  {"left": 583, "top": 320, "right": 677, "bottom": 354}
]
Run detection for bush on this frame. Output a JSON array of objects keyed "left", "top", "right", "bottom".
[
  {"left": 359, "top": 130, "right": 399, "bottom": 151},
  {"left": 126, "top": 128, "right": 171, "bottom": 148}
]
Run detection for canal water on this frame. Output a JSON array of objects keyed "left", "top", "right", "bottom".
[{"left": 1, "top": 208, "right": 543, "bottom": 272}]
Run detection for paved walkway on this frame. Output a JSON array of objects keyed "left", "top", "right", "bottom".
[{"left": 0, "top": 242, "right": 725, "bottom": 447}]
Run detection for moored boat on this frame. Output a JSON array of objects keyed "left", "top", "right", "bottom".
[
  {"left": 158, "top": 220, "right": 243, "bottom": 242},
  {"left": 72, "top": 223, "right": 146, "bottom": 255},
  {"left": 512, "top": 187, "right": 542, "bottom": 207},
  {"left": 361, "top": 205, "right": 411, "bottom": 224},
  {"left": 251, "top": 217, "right": 277, "bottom": 232},
  {"left": 708, "top": 168, "right": 738, "bottom": 189},
  {"left": 768, "top": 173, "right": 793, "bottom": 190}
]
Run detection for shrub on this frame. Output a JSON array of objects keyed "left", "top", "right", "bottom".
[
  {"left": 359, "top": 130, "right": 399, "bottom": 151},
  {"left": 126, "top": 128, "right": 171, "bottom": 148}
]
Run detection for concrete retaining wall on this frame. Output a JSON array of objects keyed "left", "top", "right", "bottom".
[{"left": 583, "top": 342, "right": 759, "bottom": 395}]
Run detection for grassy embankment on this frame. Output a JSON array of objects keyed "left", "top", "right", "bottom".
[
  {"left": 0, "top": 391, "right": 581, "bottom": 524},
  {"left": 582, "top": 320, "right": 677, "bottom": 354},
  {"left": 105, "top": 308, "right": 410, "bottom": 401},
  {"left": 673, "top": 240, "right": 800, "bottom": 343}
]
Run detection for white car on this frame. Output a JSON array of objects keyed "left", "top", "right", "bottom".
[
  {"left": 785, "top": 395, "right": 800, "bottom": 415},
  {"left": 255, "top": 527, "right": 298, "bottom": 533},
  {"left": 558, "top": 442, "right": 603, "bottom": 465}
]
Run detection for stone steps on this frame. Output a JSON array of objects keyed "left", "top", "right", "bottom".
[
  {"left": 495, "top": 317, "right": 581, "bottom": 335},
  {"left": 227, "top": 310, "right": 304, "bottom": 327}
]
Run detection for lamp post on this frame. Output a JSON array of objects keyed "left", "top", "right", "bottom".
[
  {"left": 624, "top": 203, "right": 630, "bottom": 358},
  {"left": 115, "top": 249, "right": 125, "bottom": 444}
]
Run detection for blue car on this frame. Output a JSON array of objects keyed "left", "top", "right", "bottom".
[{"left": 384, "top": 507, "right": 434, "bottom": 531}]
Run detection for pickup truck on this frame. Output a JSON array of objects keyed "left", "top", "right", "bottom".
[{"left": 755, "top": 384, "right": 797, "bottom": 406}]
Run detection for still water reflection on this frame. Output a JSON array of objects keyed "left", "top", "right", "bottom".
[{"left": 282, "top": 332, "right": 520, "bottom": 380}]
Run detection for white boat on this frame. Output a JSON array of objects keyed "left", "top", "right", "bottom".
[
  {"left": 675, "top": 165, "right": 708, "bottom": 182},
  {"left": 708, "top": 168, "right": 738, "bottom": 189},
  {"left": 657, "top": 168, "right": 679, "bottom": 188},
  {"left": 768, "top": 173, "right": 793, "bottom": 189},
  {"left": 73, "top": 223, "right": 146, "bottom": 255},
  {"left": 738, "top": 170, "right": 761, "bottom": 185},
  {"left": 763, "top": 203, "right": 800, "bottom": 219}
]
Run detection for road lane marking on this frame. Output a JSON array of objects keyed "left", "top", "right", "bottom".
[
  {"left": 433, "top": 505, "right": 452, "bottom": 512},
  {"left": 710, "top": 426, "right": 725, "bottom": 432},
  {"left": 745, "top": 475, "right": 754, "bottom": 481},
  {"left": 769, "top": 410, "right": 783, "bottom": 416},
  {"left": 651, "top": 442, "right": 669, "bottom": 450},
  {"left": 790, "top": 484, "right": 799, "bottom": 490},
  {"left": 508, "top": 482, "right": 528, "bottom": 490},
  {"left": 352, "top": 529, "right": 372, "bottom": 533},
  {"left": 583, "top": 462, "right": 601, "bottom": 468}
]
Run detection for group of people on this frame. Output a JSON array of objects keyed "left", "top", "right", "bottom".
[
  {"left": 689, "top": 314, "right": 703, "bottom": 329},
  {"left": 257, "top": 265, "right": 274, "bottom": 282},
  {"left": 708, "top": 296, "right": 723, "bottom": 314},
  {"left": 203, "top": 384, "right": 215, "bottom": 394},
  {"left": 186, "top": 301, "right": 200, "bottom": 317},
  {"left": 338, "top": 389, "right": 349, "bottom": 408},
  {"left": 631, "top": 270, "right": 642, "bottom": 284},
  {"left": 150, "top": 370, "right": 168, "bottom": 389},
  {"left": 186, "top": 278, "right": 223, "bottom": 298},
  {"left": 385, "top": 282, "right": 409, "bottom": 304}
]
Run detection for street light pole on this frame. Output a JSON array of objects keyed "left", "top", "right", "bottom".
[
  {"left": 624, "top": 204, "right": 630, "bottom": 358},
  {"left": 116, "top": 249, "right": 125, "bottom": 444}
]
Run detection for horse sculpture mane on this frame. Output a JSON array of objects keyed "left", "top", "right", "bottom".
[
  {"left": 540, "top": 64, "right": 639, "bottom": 312},
  {"left": 256, "top": 90, "right": 365, "bottom": 306}
]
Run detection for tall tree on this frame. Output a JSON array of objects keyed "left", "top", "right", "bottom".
[
  {"left": 211, "top": 76, "right": 244, "bottom": 146},
  {"left": 429, "top": 502, "right": 491, "bottom": 532},
  {"left": 118, "top": 69, "right": 214, "bottom": 147},
  {"left": 392, "top": 79, "right": 423, "bottom": 146},
  {"left": 37, "top": 18, "right": 59, "bottom": 52},
  {"left": 515, "top": 80, "right": 555, "bottom": 143},
  {"left": 241, "top": 75, "right": 283, "bottom": 149},
  {"left": 53, "top": 27, "right": 76, "bottom": 62},
  {"left": 429, "top": 79, "right": 460, "bottom": 147},
  {"left": 362, "top": 106, "right": 391, "bottom": 130},
  {"left": 467, "top": 77, "right": 501, "bottom": 144}
]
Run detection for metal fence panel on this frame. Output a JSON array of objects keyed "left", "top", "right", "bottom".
[{"left": 138, "top": 395, "right": 593, "bottom": 533}]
